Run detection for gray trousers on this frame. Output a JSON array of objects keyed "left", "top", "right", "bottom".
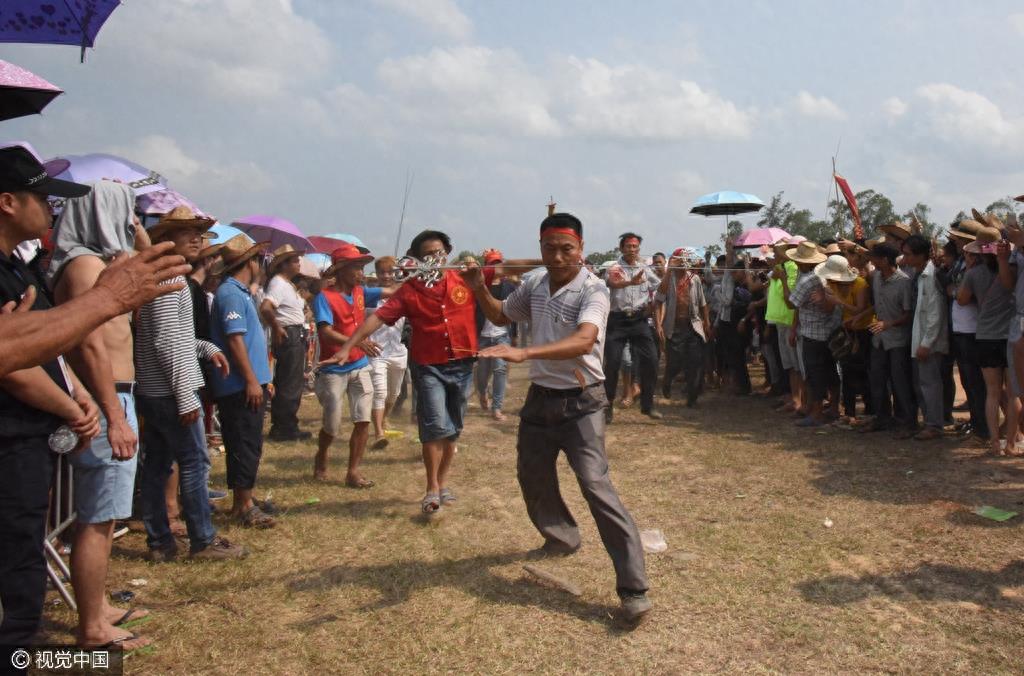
[
  {"left": 270, "top": 325, "right": 307, "bottom": 436},
  {"left": 913, "top": 355, "right": 944, "bottom": 430},
  {"left": 516, "top": 383, "right": 648, "bottom": 594}
]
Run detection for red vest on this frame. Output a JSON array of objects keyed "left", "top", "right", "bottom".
[
  {"left": 319, "top": 286, "right": 366, "bottom": 364},
  {"left": 375, "top": 271, "right": 477, "bottom": 365}
]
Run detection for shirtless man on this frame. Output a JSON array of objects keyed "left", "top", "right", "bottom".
[{"left": 50, "top": 181, "right": 151, "bottom": 650}]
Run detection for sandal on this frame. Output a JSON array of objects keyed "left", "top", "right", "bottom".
[
  {"left": 114, "top": 608, "right": 150, "bottom": 627},
  {"left": 345, "top": 478, "right": 375, "bottom": 489},
  {"left": 421, "top": 493, "right": 441, "bottom": 515},
  {"left": 238, "top": 505, "right": 275, "bottom": 529},
  {"left": 440, "top": 488, "right": 457, "bottom": 505}
]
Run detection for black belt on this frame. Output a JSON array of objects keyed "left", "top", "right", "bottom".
[
  {"left": 610, "top": 308, "right": 648, "bottom": 320},
  {"left": 115, "top": 382, "right": 136, "bottom": 395},
  {"left": 530, "top": 382, "right": 602, "bottom": 398}
]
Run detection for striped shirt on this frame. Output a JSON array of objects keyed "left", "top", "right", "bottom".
[
  {"left": 135, "top": 276, "right": 222, "bottom": 414},
  {"left": 502, "top": 268, "right": 609, "bottom": 389}
]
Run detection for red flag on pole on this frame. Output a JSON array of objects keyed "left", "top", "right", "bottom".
[{"left": 834, "top": 173, "right": 863, "bottom": 240}]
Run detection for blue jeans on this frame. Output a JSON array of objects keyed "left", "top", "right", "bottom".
[
  {"left": 475, "top": 335, "right": 509, "bottom": 411},
  {"left": 137, "top": 394, "right": 216, "bottom": 553},
  {"left": 410, "top": 359, "right": 474, "bottom": 442}
]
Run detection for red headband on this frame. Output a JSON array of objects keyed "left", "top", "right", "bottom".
[
  {"left": 621, "top": 237, "right": 640, "bottom": 246},
  {"left": 540, "top": 227, "right": 581, "bottom": 242}
]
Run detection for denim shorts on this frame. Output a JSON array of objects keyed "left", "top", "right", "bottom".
[
  {"left": 70, "top": 392, "right": 138, "bottom": 524},
  {"left": 410, "top": 359, "right": 474, "bottom": 443}
]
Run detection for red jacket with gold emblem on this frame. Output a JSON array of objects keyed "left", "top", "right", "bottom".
[
  {"left": 374, "top": 270, "right": 477, "bottom": 366},
  {"left": 318, "top": 286, "right": 367, "bottom": 364}
]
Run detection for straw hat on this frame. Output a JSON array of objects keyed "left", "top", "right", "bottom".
[
  {"left": 815, "top": 254, "right": 859, "bottom": 283},
  {"left": 786, "top": 240, "right": 827, "bottom": 265},
  {"left": 822, "top": 242, "right": 841, "bottom": 255},
  {"left": 194, "top": 241, "right": 225, "bottom": 262},
  {"left": 214, "top": 234, "right": 269, "bottom": 275},
  {"left": 865, "top": 235, "right": 886, "bottom": 249},
  {"left": 147, "top": 205, "right": 215, "bottom": 242},
  {"left": 879, "top": 221, "right": 912, "bottom": 241},
  {"left": 946, "top": 227, "right": 976, "bottom": 242},
  {"left": 964, "top": 240, "right": 998, "bottom": 255},
  {"left": 836, "top": 239, "right": 869, "bottom": 255},
  {"left": 267, "top": 244, "right": 302, "bottom": 276},
  {"left": 324, "top": 243, "right": 374, "bottom": 277},
  {"left": 972, "top": 208, "right": 1006, "bottom": 233},
  {"left": 957, "top": 218, "right": 1000, "bottom": 243}
]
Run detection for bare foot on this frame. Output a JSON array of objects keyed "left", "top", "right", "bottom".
[
  {"left": 168, "top": 519, "right": 187, "bottom": 537},
  {"left": 492, "top": 410, "right": 506, "bottom": 421}
]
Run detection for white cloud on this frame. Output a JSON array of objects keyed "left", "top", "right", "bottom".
[
  {"left": 668, "top": 170, "right": 706, "bottom": 194},
  {"left": 377, "top": 46, "right": 561, "bottom": 137},
  {"left": 374, "top": 0, "right": 472, "bottom": 40},
  {"left": 913, "top": 83, "right": 1020, "bottom": 150},
  {"left": 794, "top": 91, "right": 846, "bottom": 120},
  {"left": 558, "top": 57, "right": 753, "bottom": 140},
  {"left": 114, "top": 0, "right": 331, "bottom": 101},
  {"left": 111, "top": 135, "right": 272, "bottom": 213},
  {"left": 881, "top": 96, "right": 908, "bottom": 118},
  {"left": 1010, "top": 13, "right": 1024, "bottom": 36}
]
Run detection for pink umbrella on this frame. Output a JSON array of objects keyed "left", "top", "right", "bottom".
[
  {"left": 0, "top": 58, "right": 62, "bottom": 121},
  {"left": 732, "top": 227, "right": 792, "bottom": 248},
  {"left": 233, "top": 215, "right": 312, "bottom": 252},
  {"left": 136, "top": 188, "right": 206, "bottom": 216}
]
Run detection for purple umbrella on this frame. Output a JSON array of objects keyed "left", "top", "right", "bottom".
[
  {"left": 0, "top": 1, "right": 123, "bottom": 62},
  {"left": 233, "top": 215, "right": 311, "bottom": 252},
  {"left": 732, "top": 227, "right": 792, "bottom": 248},
  {"left": 136, "top": 188, "right": 206, "bottom": 216},
  {"left": 0, "top": 58, "right": 61, "bottom": 121},
  {"left": 50, "top": 153, "right": 168, "bottom": 196}
]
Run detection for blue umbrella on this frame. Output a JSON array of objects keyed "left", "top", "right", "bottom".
[
  {"left": 690, "top": 191, "right": 765, "bottom": 217},
  {"left": 207, "top": 223, "right": 245, "bottom": 245},
  {"left": 690, "top": 190, "right": 765, "bottom": 240},
  {"left": 0, "top": 1, "right": 124, "bottom": 62}
]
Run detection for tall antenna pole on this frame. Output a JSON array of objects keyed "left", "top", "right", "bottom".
[{"left": 393, "top": 169, "right": 414, "bottom": 257}]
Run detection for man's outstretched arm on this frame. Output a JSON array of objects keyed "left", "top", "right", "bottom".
[{"left": 0, "top": 241, "right": 189, "bottom": 378}]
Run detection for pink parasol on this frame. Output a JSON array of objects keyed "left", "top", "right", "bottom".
[{"left": 731, "top": 227, "right": 792, "bottom": 248}]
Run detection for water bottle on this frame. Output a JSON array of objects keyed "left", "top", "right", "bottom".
[{"left": 48, "top": 425, "right": 78, "bottom": 454}]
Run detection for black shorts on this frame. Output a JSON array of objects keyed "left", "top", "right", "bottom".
[
  {"left": 976, "top": 338, "right": 1008, "bottom": 369},
  {"left": 801, "top": 337, "right": 839, "bottom": 400}
]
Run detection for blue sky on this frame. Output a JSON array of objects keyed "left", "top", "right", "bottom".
[{"left": 2, "top": 0, "right": 1022, "bottom": 257}]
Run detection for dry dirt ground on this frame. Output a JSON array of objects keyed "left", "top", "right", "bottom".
[{"left": 42, "top": 363, "right": 1024, "bottom": 674}]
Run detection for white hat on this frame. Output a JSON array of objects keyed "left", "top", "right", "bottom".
[{"left": 815, "top": 254, "right": 858, "bottom": 283}]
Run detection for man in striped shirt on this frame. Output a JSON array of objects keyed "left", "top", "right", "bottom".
[{"left": 135, "top": 208, "right": 246, "bottom": 561}]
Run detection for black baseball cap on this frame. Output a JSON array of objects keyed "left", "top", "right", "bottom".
[{"left": 0, "top": 145, "right": 90, "bottom": 198}]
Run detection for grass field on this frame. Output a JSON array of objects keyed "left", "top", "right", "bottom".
[{"left": 42, "top": 363, "right": 1024, "bottom": 673}]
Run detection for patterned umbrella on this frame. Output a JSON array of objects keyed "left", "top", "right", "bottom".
[
  {"left": 136, "top": 188, "right": 205, "bottom": 216},
  {"left": 0, "top": 58, "right": 61, "bottom": 121},
  {"left": 50, "top": 153, "right": 167, "bottom": 196},
  {"left": 0, "top": 1, "right": 123, "bottom": 62}
]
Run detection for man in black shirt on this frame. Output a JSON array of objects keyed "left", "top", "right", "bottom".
[{"left": 0, "top": 145, "right": 98, "bottom": 650}]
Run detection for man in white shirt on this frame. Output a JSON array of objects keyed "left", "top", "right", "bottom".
[
  {"left": 464, "top": 213, "right": 651, "bottom": 624},
  {"left": 261, "top": 245, "right": 311, "bottom": 441}
]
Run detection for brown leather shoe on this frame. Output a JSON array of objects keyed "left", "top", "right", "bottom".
[{"left": 190, "top": 536, "right": 249, "bottom": 560}]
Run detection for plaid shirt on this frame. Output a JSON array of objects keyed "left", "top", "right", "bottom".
[{"left": 789, "top": 272, "right": 841, "bottom": 341}]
